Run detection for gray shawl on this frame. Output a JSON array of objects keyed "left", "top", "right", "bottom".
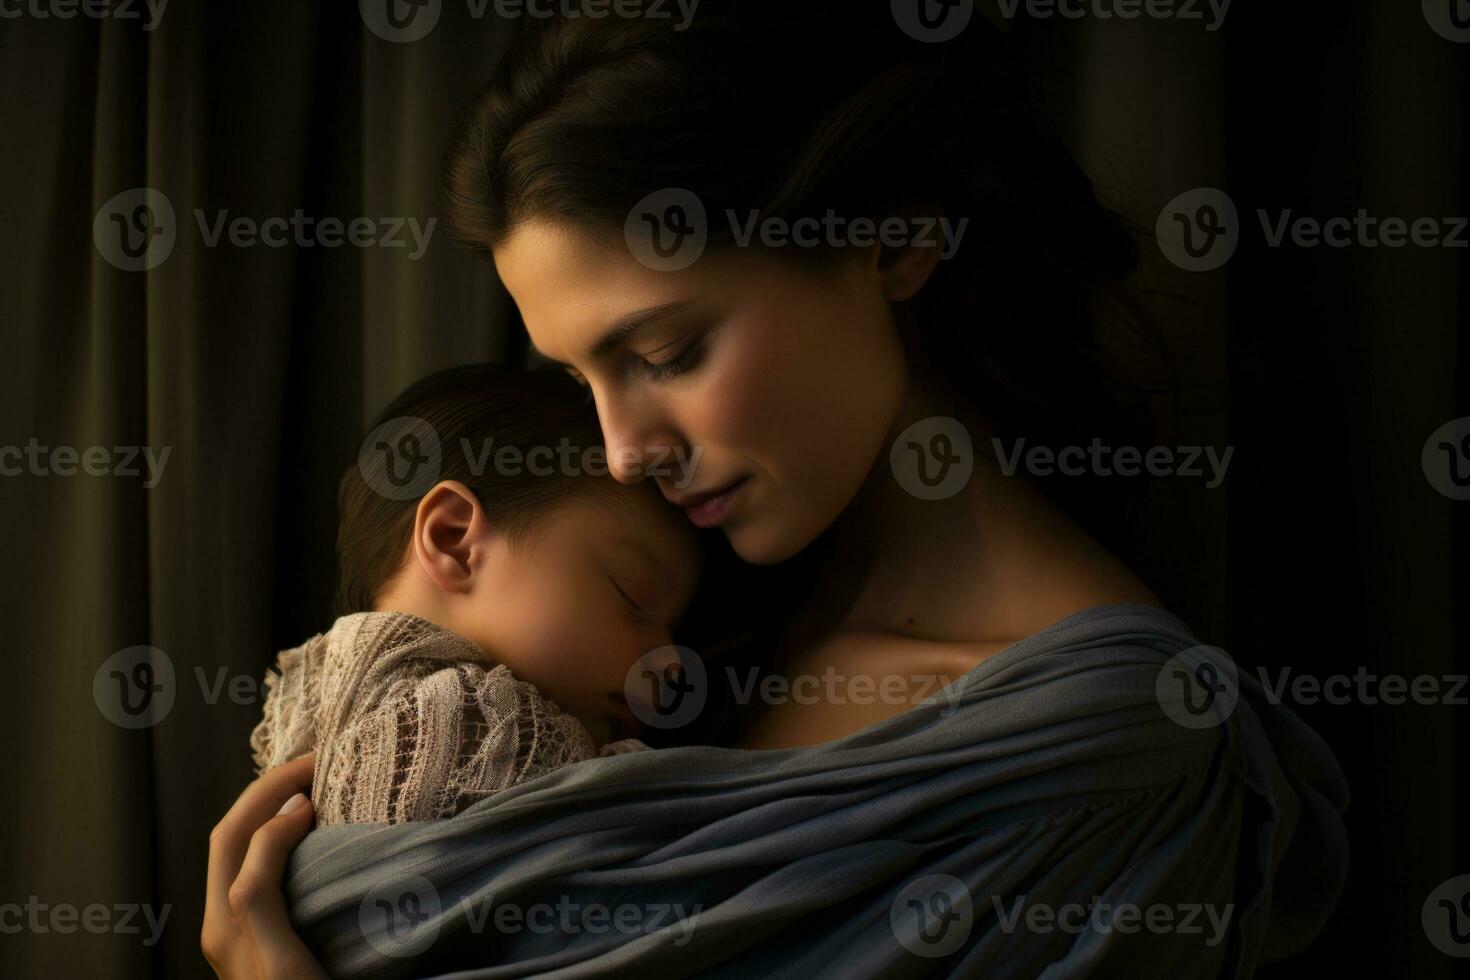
[{"left": 285, "top": 604, "right": 1349, "bottom": 978}]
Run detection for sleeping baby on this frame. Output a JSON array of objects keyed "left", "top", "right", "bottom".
[{"left": 249, "top": 364, "right": 702, "bottom": 824}]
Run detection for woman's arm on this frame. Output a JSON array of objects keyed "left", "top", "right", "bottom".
[{"left": 201, "top": 754, "right": 327, "bottom": 979}]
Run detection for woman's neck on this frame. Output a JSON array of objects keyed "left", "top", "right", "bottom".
[
  {"left": 808, "top": 362, "right": 989, "bottom": 621},
  {"left": 786, "top": 358, "right": 1156, "bottom": 655}
]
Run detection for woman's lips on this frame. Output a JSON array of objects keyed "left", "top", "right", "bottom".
[{"left": 679, "top": 476, "right": 749, "bottom": 528}]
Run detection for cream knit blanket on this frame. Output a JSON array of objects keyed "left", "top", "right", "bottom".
[{"left": 249, "top": 612, "right": 646, "bottom": 824}]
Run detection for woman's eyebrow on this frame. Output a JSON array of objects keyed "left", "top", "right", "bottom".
[
  {"left": 585, "top": 300, "right": 696, "bottom": 360},
  {"left": 534, "top": 301, "right": 696, "bottom": 367}
]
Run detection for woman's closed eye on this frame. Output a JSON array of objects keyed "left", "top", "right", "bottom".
[{"left": 636, "top": 334, "right": 705, "bottom": 383}]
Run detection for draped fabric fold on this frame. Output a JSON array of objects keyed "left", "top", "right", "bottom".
[{"left": 285, "top": 605, "right": 1349, "bottom": 978}]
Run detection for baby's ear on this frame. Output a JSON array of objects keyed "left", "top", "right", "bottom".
[{"left": 412, "top": 481, "right": 492, "bottom": 594}]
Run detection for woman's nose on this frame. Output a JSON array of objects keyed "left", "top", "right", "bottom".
[{"left": 598, "top": 392, "right": 682, "bottom": 485}]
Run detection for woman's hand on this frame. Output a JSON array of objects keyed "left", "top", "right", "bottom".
[{"left": 202, "top": 754, "right": 327, "bottom": 979}]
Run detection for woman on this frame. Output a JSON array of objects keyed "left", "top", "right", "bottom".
[{"left": 203, "top": 5, "right": 1347, "bottom": 976}]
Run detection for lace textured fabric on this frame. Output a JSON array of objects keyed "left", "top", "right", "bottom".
[{"left": 249, "top": 612, "right": 646, "bottom": 824}]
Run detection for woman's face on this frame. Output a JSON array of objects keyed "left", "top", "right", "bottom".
[{"left": 493, "top": 223, "right": 922, "bottom": 564}]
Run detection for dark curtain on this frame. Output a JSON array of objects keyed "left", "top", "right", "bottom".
[{"left": 0, "top": 2, "right": 1461, "bottom": 977}]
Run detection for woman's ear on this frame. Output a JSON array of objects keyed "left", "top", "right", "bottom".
[
  {"left": 411, "top": 481, "right": 492, "bottom": 595},
  {"left": 874, "top": 204, "right": 946, "bottom": 303}
]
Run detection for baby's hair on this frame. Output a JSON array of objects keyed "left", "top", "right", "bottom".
[{"left": 335, "top": 363, "right": 607, "bottom": 616}]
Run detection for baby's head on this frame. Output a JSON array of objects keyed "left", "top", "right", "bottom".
[{"left": 335, "top": 364, "right": 702, "bottom": 744}]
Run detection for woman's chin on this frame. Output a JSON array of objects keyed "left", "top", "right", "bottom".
[{"left": 723, "top": 515, "right": 816, "bottom": 566}]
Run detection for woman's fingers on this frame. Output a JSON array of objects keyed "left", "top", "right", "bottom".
[
  {"left": 228, "top": 792, "right": 326, "bottom": 978},
  {"left": 206, "top": 755, "right": 316, "bottom": 918},
  {"left": 203, "top": 755, "right": 317, "bottom": 977},
  {"left": 213, "top": 754, "right": 317, "bottom": 864}
]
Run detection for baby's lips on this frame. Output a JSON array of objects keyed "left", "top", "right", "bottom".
[
  {"left": 602, "top": 696, "right": 648, "bottom": 743},
  {"left": 607, "top": 692, "right": 645, "bottom": 723}
]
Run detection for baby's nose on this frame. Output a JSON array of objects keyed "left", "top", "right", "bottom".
[
  {"left": 638, "top": 644, "right": 684, "bottom": 681},
  {"left": 625, "top": 644, "right": 686, "bottom": 709}
]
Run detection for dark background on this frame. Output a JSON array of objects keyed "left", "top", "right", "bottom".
[{"left": 0, "top": 1, "right": 1463, "bottom": 976}]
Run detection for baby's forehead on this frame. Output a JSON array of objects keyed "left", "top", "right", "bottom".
[{"left": 590, "top": 482, "right": 702, "bottom": 569}]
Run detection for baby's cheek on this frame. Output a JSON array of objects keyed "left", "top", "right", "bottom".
[
  {"left": 568, "top": 620, "right": 651, "bottom": 689},
  {"left": 529, "top": 599, "right": 617, "bottom": 668},
  {"left": 511, "top": 584, "right": 651, "bottom": 692}
]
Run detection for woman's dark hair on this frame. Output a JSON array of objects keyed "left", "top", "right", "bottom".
[
  {"left": 437, "top": 3, "right": 1176, "bottom": 739},
  {"left": 335, "top": 364, "right": 608, "bottom": 616},
  {"left": 440, "top": 1, "right": 1171, "bottom": 509}
]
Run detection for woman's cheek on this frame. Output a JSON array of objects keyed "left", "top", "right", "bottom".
[{"left": 698, "top": 315, "right": 806, "bottom": 464}]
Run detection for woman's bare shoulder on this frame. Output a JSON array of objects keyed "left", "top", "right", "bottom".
[
  {"left": 735, "top": 586, "right": 1164, "bottom": 751},
  {"left": 733, "top": 630, "right": 1008, "bottom": 750}
]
